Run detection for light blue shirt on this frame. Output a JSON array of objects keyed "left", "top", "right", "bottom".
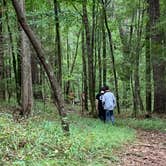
[{"left": 101, "top": 91, "right": 116, "bottom": 110}]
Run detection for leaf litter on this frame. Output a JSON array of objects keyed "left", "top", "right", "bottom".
[{"left": 116, "top": 130, "right": 166, "bottom": 166}]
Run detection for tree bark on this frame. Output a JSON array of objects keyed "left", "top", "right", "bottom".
[
  {"left": 145, "top": 1, "right": 152, "bottom": 115},
  {"left": 65, "top": 32, "right": 70, "bottom": 100},
  {"left": 82, "top": 29, "right": 88, "bottom": 113},
  {"left": 148, "top": 0, "right": 166, "bottom": 113},
  {"left": 133, "top": 3, "right": 144, "bottom": 112},
  {"left": 101, "top": 0, "right": 120, "bottom": 114},
  {"left": 18, "top": 0, "right": 33, "bottom": 117},
  {"left": 102, "top": 17, "right": 107, "bottom": 86},
  {"left": 82, "top": 0, "right": 95, "bottom": 115},
  {"left": 11, "top": 0, "right": 69, "bottom": 133},
  {"left": 97, "top": 28, "right": 102, "bottom": 90},
  {"left": 0, "top": 1, "right": 5, "bottom": 100},
  {"left": 54, "top": 0, "right": 62, "bottom": 87}
]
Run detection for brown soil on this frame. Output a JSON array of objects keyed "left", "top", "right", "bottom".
[{"left": 116, "top": 130, "right": 166, "bottom": 166}]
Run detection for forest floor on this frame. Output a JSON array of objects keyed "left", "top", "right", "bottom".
[
  {"left": 0, "top": 102, "right": 166, "bottom": 166},
  {"left": 115, "top": 129, "right": 166, "bottom": 166}
]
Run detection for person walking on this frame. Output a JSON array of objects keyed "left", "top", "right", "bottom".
[
  {"left": 96, "top": 87, "right": 105, "bottom": 121},
  {"left": 101, "top": 85, "right": 116, "bottom": 124}
]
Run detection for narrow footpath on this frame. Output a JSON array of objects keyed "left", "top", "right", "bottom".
[{"left": 116, "top": 130, "right": 166, "bottom": 166}]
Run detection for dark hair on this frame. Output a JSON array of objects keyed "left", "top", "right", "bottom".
[
  {"left": 100, "top": 86, "right": 105, "bottom": 92},
  {"left": 104, "top": 85, "right": 109, "bottom": 90}
]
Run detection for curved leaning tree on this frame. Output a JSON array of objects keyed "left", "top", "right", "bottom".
[{"left": 11, "top": 0, "right": 69, "bottom": 134}]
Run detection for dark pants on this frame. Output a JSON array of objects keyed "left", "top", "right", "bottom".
[
  {"left": 104, "top": 110, "right": 114, "bottom": 124},
  {"left": 98, "top": 109, "right": 105, "bottom": 121}
]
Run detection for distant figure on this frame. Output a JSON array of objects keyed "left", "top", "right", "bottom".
[
  {"left": 101, "top": 85, "right": 116, "bottom": 124},
  {"left": 96, "top": 87, "right": 105, "bottom": 121},
  {"left": 68, "top": 91, "right": 75, "bottom": 105}
]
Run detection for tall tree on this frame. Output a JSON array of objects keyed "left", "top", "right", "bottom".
[
  {"left": 97, "top": 28, "right": 102, "bottom": 90},
  {"left": 133, "top": 1, "right": 144, "bottom": 113},
  {"left": 145, "top": 0, "right": 152, "bottom": 115},
  {"left": 19, "top": 0, "right": 33, "bottom": 116},
  {"left": 81, "top": 29, "right": 88, "bottom": 113},
  {"left": 102, "top": 17, "right": 107, "bottom": 86},
  {"left": 54, "top": 0, "right": 62, "bottom": 87},
  {"left": 0, "top": 0, "right": 4, "bottom": 99},
  {"left": 148, "top": 0, "right": 166, "bottom": 113},
  {"left": 82, "top": 0, "right": 96, "bottom": 115},
  {"left": 11, "top": 0, "right": 69, "bottom": 133},
  {"left": 101, "top": 0, "right": 120, "bottom": 114}
]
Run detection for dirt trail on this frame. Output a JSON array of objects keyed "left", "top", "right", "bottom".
[{"left": 116, "top": 130, "right": 166, "bottom": 166}]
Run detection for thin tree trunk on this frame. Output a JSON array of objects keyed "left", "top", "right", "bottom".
[
  {"left": 81, "top": 29, "right": 88, "bottom": 113},
  {"left": 82, "top": 0, "right": 95, "bottom": 115},
  {"left": 102, "top": 19, "right": 106, "bottom": 86},
  {"left": 65, "top": 32, "right": 70, "bottom": 99},
  {"left": 145, "top": 1, "right": 152, "bottom": 115},
  {"left": 11, "top": 0, "right": 69, "bottom": 133},
  {"left": 0, "top": 1, "right": 5, "bottom": 100},
  {"left": 134, "top": 1, "right": 144, "bottom": 112},
  {"left": 101, "top": 0, "right": 120, "bottom": 114},
  {"left": 97, "top": 28, "right": 102, "bottom": 90},
  {"left": 131, "top": 74, "right": 137, "bottom": 117},
  {"left": 145, "top": 19, "right": 151, "bottom": 115},
  {"left": 6, "top": 58, "right": 12, "bottom": 101},
  {"left": 17, "top": 21, "right": 22, "bottom": 105},
  {"left": 54, "top": 0, "right": 62, "bottom": 87},
  {"left": 91, "top": 0, "right": 96, "bottom": 115}
]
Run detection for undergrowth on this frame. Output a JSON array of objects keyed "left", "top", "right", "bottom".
[
  {"left": 0, "top": 102, "right": 135, "bottom": 166},
  {"left": 116, "top": 117, "right": 166, "bottom": 132}
]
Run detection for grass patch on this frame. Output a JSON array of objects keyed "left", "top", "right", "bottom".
[
  {"left": 116, "top": 117, "right": 166, "bottom": 132},
  {"left": 0, "top": 103, "right": 135, "bottom": 166}
]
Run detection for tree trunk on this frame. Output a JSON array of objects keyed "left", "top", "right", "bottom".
[
  {"left": 82, "top": 0, "right": 95, "bottom": 115},
  {"left": 102, "top": 18, "right": 107, "bottom": 86},
  {"left": 101, "top": 0, "right": 120, "bottom": 114},
  {"left": 11, "top": 0, "right": 69, "bottom": 133},
  {"left": 133, "top": 1, "right": 144, "bottom": 112},
  {"left": 148, "top": 0, "right": 166, "bottom": 113},
  {"left": 0, "top": 1, "right": 5, "bottom": 100},
  {"left": 91, "top": 0, "right": 96, "bottom": 115},
  {"left": 81, "top": 29, "right": 88, "bottom": 113},
  {"left": 65, "top": 32, "right": 70, "bottom": 99},
  {"left": 145, "top": 2, "right": 152, "bottom": 115},
  {"left": 18, "top": 0, "right": 33, "bottom": 117},
  {"left": 97, "top": 28, "right": 102, "bottom": 90},
  {"left": 54, "top": 0, "right": 62, "bottom": 87}
]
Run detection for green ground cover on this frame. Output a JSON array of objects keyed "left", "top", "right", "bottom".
[{"left": 0, "top": 102, "right": 135, "bottom": 166}]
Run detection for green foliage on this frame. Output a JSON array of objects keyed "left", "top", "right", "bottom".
[
  {"left": 117, "top": 117, "right": 166, "bottom": 132},
  {"left": 0, "top": 103, "right": 135, "bottom": 166}
]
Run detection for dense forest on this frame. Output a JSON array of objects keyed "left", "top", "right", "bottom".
[{"left": 0, "top": 0, "right": 166, "bottom": 165}]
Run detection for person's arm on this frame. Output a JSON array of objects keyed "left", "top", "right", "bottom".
[{"left": 101, "top": 94, "right": 105, "bottom": 106}]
